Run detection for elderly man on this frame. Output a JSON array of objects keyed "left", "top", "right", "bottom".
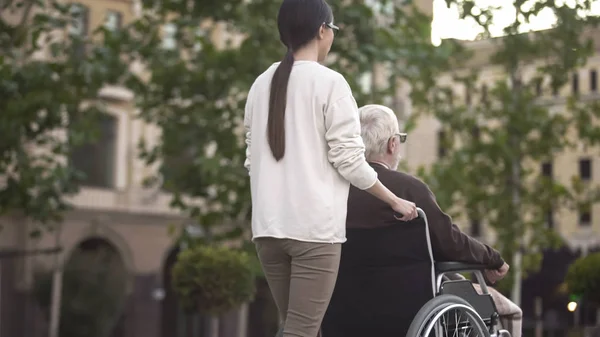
[{"left": 322, "top": 104, "right": 522, "bottom": 337}]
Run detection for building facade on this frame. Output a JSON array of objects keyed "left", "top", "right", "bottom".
[{"left": 3, "top": 0, "right": 598, "bottom": 336}]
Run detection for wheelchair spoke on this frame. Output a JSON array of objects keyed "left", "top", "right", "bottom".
[{"left": 414, "top": 303, "right": 489, "bottom": 337}]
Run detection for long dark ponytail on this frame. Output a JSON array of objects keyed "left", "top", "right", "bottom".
[
  {"left": 268, "top": 50, "right": 294, "bottom": 161},
  {"left": 267, "top": 0, "right": 333, "bottom": 161}
]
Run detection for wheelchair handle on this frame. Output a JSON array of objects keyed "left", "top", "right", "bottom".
[
  {"left": 394, "top": 207, "right": 426, "bottom": 220},
  {"left": 417, "top": 207, "right": 426, "bottom": 219}
]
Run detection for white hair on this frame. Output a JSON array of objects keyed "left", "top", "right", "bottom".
[{"left": 358, "top": 104, "right": 400, "bottom": 160}]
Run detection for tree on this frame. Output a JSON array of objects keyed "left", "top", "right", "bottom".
[
  {"left": 408, "top": 0, "right": 600, "bottom": 304},
  {"left": 565, "top": 252, "right": 600, "bottom": 305},
  {"left": 171, "top": 245, "right": 256, "bottom": 314},
  {"left": 0, "top": 0, "right": 125, "bottom": 234}
]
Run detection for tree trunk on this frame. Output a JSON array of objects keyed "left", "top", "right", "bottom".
[
  {"left": 237, "top": 303, "right": 249, "bottom": 337},
  {"left": 509, "top": 138, "right": 523, "bottom": 307},
  {"left": 49, "top": 229, "right": 64, "bottom": 337},
  {"left": 510, "top": 73, "right": 523, "bottom": 307},
  {"left": 534, "top": 296, "right": 543, "bottom": 337},
  {"left": 511, "top": 249, "right": 522, "bottom": 307},
  {"left": 207, "top": 316, "right": 219, "bottom": 337},
  {"left": 187, "top": 314, "right": 194, "bottom": 337}
]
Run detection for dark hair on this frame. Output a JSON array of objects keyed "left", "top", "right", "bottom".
[{"left": 268, "top": 0, "right": 334, "bottom": 161}]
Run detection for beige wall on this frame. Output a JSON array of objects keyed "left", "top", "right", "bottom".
[{"left": 79, "top": 0, "right": 137, "bottom": 29}]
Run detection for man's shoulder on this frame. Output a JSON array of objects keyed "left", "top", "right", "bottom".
[{"left": 378, "top": 168, "right": 429, "bottom": 191}]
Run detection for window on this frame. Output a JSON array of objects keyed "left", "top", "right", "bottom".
[
  {"left": 541, "top": 161, "right": 553, "bottom": 178},
  {"left": 69, "top": 113, "right": 118, "bottom": 188},
  {"left": 471, "top": 126, "right": 480, "bottom": 141},
  {"left": 69, "top": 4, "right": 89, "bottom": 36},
  {"left": 572, "top": 72, "right": 579, "bottom": 95},
  {"left": 481, "top": 84, "right": 488, "bottom": 103},
  {"left": 579, "top": 205, "right": 591, "bottom": 226},
  {"left": 591, "top": 69, "right": 598, "bottom": 92},
  {"left": 69, "top": 4, "right": 89, "bottom": 58},
  {"left": 535, "top": 80, "right": 543, "bottom": 96},
  {"left": 162, "top": 23, "right": 177, "bottom": 50},
  {"left": 552, "top": 84, "right": 559, "bottom": 97},
  {"left": 105, "top": 10, "right": 122, "bottom": 31},
  {"left": 546, "top": 211, "right": 554, "bottom": 229},
  {"left": 579, "top": 158, "right": 591, "bottom": 180},
  {"left": 465, "top": 85, "right": 472, "bottom": 105},
  {"left": 470, "top": 219, "right": 481, "bottom": 237},
  {"left": 514, "top": 78, "right": 523, "bottom": 90},
  {"left": 542, "top": 162, "right": 554, "bottom": 228},
  {"left": 437, "top": 130, "right": 446, "bottom": 158}
]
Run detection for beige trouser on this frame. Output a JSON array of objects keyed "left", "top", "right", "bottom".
[
  {"left": 255, "top": 238, "right": 341, "bottom": 337},
  {"left": 473, "top": 284, "right": 523, "bottom": 337}
]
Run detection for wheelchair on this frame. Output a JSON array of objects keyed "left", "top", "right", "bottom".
[{"left": 405, "top": 208, "right": 512, "bottom": 337}]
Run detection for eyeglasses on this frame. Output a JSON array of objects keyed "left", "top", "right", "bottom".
[
  {"left": 395, "top": 133, "right": 407, "bottom": 143},
  {"left": 324, "top": 22, "right": 339, "bottom": 34}
]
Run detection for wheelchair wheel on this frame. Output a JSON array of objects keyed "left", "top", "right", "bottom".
[{"left": 406, "top": 294, "right": 490, "bottom": 337}]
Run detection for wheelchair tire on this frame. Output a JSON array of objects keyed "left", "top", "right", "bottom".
[{"left": 406, "top": 294, "right": 490, "bottom": 337}]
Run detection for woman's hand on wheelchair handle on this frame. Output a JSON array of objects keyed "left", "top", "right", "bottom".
[
  {"left": 392, "top": 198, "right": 418, "bottom": 221},
  {"left": 484, "top": 262, "right": 510, "bottom": 284}
]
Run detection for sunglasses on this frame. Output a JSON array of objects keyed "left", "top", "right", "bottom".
[
  {"left": 395, "top": 133, "right": 407, "bottom": 143},
  {"left": 324, "top": 22, "right": 339, "bottom": 34}
]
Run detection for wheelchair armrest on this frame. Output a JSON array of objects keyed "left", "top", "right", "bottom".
[{"left": 435, "top": 261, "right": 489, "bottom": 273}]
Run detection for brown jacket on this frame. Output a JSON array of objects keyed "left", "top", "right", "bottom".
[{"left": 346, "top": 163, "right": 504, "bottom": 269}]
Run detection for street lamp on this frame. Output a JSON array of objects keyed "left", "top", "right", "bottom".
[
  {"left": 152, "top": 224, "right": 205, "bottom": 303},
  {"left": 568, "top": 294, "right": 582, "bottom": 327}
]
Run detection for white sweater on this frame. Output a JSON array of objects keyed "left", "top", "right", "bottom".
[{"left": 244, "top": 61, "right": 378, "bottom": 243}]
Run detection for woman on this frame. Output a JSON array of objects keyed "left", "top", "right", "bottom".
[{"left": 243, "top": 0, "right": 418, "bottom": 336}]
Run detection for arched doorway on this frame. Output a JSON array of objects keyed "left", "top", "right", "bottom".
[
  {"left": 247, "top": 277, "right": 279, "bottom": 337},
  {"left": 161, "top": 248, "right": 208, "bottom": 337},
  {"left": 35, "top": 237, "right": 128, "bottom": 337}
]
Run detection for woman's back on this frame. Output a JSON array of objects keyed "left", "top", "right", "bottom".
[{"left": 245, "top": 61, "right": 375, "bottom": 243}]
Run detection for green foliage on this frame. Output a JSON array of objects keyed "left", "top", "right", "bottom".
[
  {"left": 171, "top": 245, "right": 256, "bottom": 314},
  {"left": 565, "top": 252, "right": 600, "bottom": 304},
  {"left": 407, "top": 0, "right": 600, "bottom": 294},
  {"left": 0, "top": 0, "right": 125, "bottom": 232},
  {"left": 34, "top": 243, "right": 128, "bottom": 337}
]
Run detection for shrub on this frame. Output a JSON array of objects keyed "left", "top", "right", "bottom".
[
  {"left": 565, "top": 252, "right": 600, "bottom": 304},
  {"left": 171, "top": 244, "right": 256, "bottom": 314}
]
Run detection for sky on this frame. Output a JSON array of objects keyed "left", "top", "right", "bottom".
[{"left": 430, "top": 0, "right": 600, "bottom": 45}]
